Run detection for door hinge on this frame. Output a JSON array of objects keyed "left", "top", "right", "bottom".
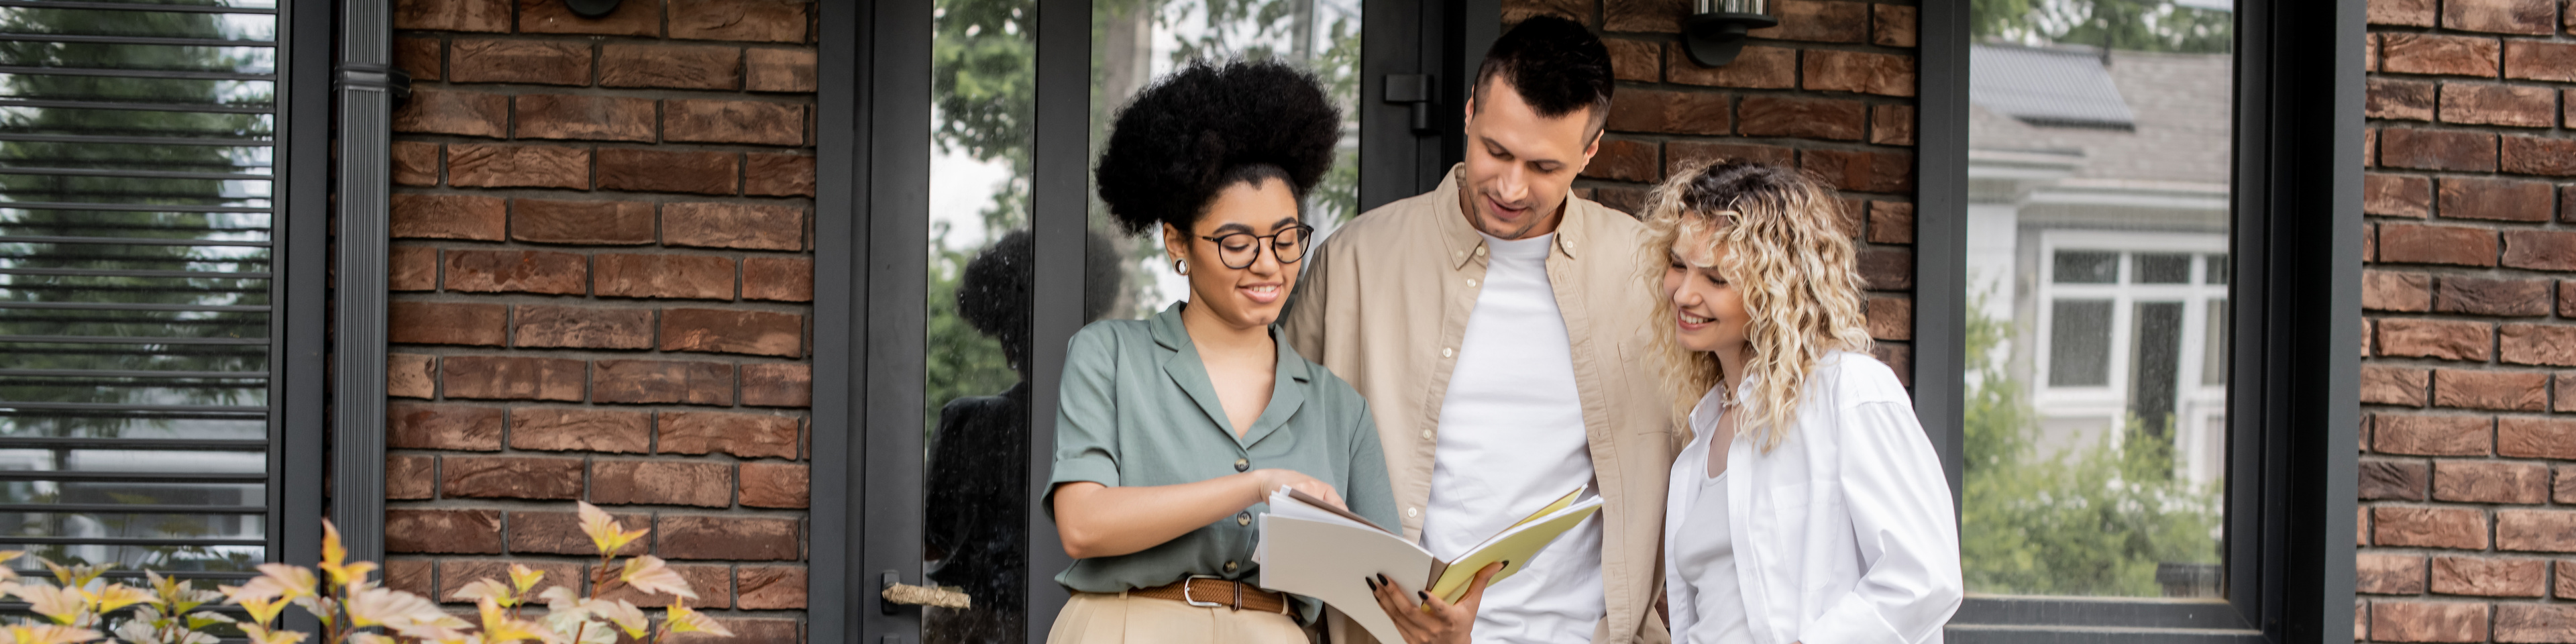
[{"left": 1383, "top": 74, "right": 1437, "bottom": 134}]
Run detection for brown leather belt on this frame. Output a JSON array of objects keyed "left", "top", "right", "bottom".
[{"left": 1129, "top": 576, "right": 1291, "bottom": 614}]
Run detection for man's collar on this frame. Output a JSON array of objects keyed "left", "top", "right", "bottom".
[{"left": 1436, "top": 164, "right": 1587, "bottom": 270}]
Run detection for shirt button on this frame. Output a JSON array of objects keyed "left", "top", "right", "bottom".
[
  {"left": 1420, "top": 429, "right": 1434, "bottom": 441},
  {"left": 1237, "top": 512, "right": 1253, "bottom": 526},
  {"left": 1234, "top": 458, "right": 1249, "bottom": 472},
  {"left": 1406, "top": 506, "right": 1419, "bottom": 519},
  {"left": 1476, "top": 246, "right": 1487, "bottom": 257},
  {"left": 1442, "top": 347, "right": 1454, "bottom": 358},
  {"left": 1466, "top": 278, "right": 1478, "bottom": 288},
  {"left": 1224, "top": 561, "right": 1240, "bottom": 573}
]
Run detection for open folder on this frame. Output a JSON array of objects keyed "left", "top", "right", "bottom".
[{"left": 1255, "top": 486, "right": 1604, "bottom": 644}]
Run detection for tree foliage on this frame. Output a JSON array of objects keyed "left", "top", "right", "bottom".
[{"left": 1971, "top": 0, "right": 2233, "bottom": 54}]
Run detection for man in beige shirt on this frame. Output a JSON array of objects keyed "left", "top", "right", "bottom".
[{"left": 1282, "top": 15, "right": 1672, "bottom": 644}]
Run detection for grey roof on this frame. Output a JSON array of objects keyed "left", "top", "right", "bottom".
[
  {"left": 1969, "top": 46, "right": 2234, "bottom": 184},
  {"left": 1970, "top": 44, "right": 2137, "bottom": 129}
]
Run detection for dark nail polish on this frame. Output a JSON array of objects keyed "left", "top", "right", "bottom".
[
  {"left": 1416, "top": 590, "right": 1428, "bottom": 602},
  {"left": 1364, "top": 577, "right": 1377, "bottom": 590}
]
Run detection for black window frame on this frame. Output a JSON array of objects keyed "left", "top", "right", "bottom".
[{"left": 1913, "top": 0, "right": 2360, "bottom": 642}]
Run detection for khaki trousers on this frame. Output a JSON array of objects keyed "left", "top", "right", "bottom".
[{"left": 1044, "top": 592, "right": 1307, "bottom": 644}]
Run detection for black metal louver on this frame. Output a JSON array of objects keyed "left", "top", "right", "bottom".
[{"left": 0, "top": 0, "right": 282, "bottom": 583}]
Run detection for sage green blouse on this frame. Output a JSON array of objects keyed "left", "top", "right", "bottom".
[{"left": 1047, "top": 302, "right": 1399, "bottom": 614}]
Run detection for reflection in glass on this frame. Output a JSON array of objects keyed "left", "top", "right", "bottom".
[
  {"left": 0, "top": 3, "right": 277, "bottom": 573},
  {"left": 1089, "top": 0, "right": 1359, "bottom": 317},
  {"left": 1962, "top": 0, "right": 2231, "bottom": 598}
]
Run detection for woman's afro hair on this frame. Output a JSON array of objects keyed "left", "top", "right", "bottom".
[{"left": 1094, "top": 60, "right": 1342, "bottom": 236}]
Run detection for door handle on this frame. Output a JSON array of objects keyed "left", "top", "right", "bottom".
[
  {"left": 1383, "top": 74, "right": 1438, "bottom": 134},
  {"left": 880, "top": 570, "right": 972, "bottom": 613}
]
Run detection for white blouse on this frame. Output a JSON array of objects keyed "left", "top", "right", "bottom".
[
  {"left": 1660, "top": 352, "right": 1963, "bottom": 644},
  {"left": 1675, "top": 470, "right": 1753, "bottom": 644}
]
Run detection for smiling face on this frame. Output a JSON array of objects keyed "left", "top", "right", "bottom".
[
  {"left": 1458, "top": 76, "right": 1601, "bottom": 241},
  {"left": 1663, "top": 221, "right": 1749, "bottom": 356},
  {"left": 1164, "top": 177, "right": 1304, "bottom": 330}
]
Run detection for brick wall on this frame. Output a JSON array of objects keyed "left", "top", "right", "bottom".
[
  {"left": 380, "top": 0, "right": 818, "bottom": 640},
  {"left": 1542, "top": 0, "right": 1921, "bottom": 383},
  {"left": 2359, "top": 0, "right": 2576, "bottom": 641}
]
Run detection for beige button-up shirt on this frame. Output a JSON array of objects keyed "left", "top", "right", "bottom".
[{"left": 1283, "top": 166, "right": 1676, "bottom": 643}]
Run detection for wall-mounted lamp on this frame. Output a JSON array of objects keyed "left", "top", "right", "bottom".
[
  {"left": 564, "top": 0, "right": 620, "bottom": 18},
  {"left": 1682, "top": 0, "right": 1778, "bottom": 67}
]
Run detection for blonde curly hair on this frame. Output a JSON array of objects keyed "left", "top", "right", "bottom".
[{"left": 1638, "top": 159, "right": 1873, "bottom": 453}]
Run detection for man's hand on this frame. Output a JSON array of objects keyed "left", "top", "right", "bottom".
[{"left": 1364, "top": 561, "right": 1504, "bottom": 644}]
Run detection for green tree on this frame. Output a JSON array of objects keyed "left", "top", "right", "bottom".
[{"left": 1972, "top": 0, "right": 2232, "bottom": 54}]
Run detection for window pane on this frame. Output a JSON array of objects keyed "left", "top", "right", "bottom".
[
  {"left": 1962, "top": 0, "right": 2232, "bottom": 599},
  {"left": 923, "top": 0, "right": 1035, "bottom": 635},
  {"left": 0, "top": 3, "right": 274, "bottom": 572},
  {"left": 1087, "top": 0, "right": 1360, "bottom": 319}
]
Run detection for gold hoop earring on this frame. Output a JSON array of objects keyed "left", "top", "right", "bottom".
[{"left": 1173, "top": 258, "right": 1187, "bottom": 275}]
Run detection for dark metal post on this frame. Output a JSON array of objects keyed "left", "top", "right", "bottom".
[
  {"left": 1024, "top": 0, "right": 1088, "bottom": 637},
  {"left": 810, "top": 0, "right": 870, "bottom": 640},
  {"left": 331, "top": 0, "right": 394, "bottom": 565}
]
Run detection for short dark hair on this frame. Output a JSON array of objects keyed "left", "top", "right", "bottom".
[
  {"left": 1474, "top": 15, "right": 1615, "bottom": 135},
  {"left": 1094, "top": 60, "right": 1342, "bottom": 236}
]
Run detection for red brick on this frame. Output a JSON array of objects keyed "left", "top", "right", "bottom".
[
  {"left": 1603, "top": 39, "right": 1658, "bottom": 83},
  {"left": 661, "top": 308, "right": 802, "bottom": 357},
  {"left": 513, "top": 305, "right": 653, "bottom": 350},
  {"left": 393, "top": 142, "right": 440, "bottom": 186},
  {"left": 743, "top": 256, "right": 813, "bottom": 303},
  {"left": 1872, "top": 3, "right": 1917, "bottom": 48},
  {"left": 441, "top": 250, "right": 588, "bottom": 295},
  {"left": 2366, "top": 127, "right": 2380, "bottom": 166},
  {"left": 665, "top": 99, "right": 804, "bottom": 146},
  {"left": 2377, "top": 223, "right": 2497, "bottom": 266},
  {"left": 2369, "top": 32, "right": 2381, "bottom": 72},
  {"left": 2438, "top": 276, "right": 2552, "bottom": 316},
  {"left": 2563, "top": 466, "right": 2576, "bottom": 504},
  {"left": 2366, "top": 223, "right": 2378, "bottom": 262},
  {"left": 746, "top": 48, "right": 818, "bottom": 92},
  {"left": 512, "top": 199, "right": 656, "bottom": 245},
  {"left": 384, "top": 559, "right": 433, "bottom": 598},
  {"left": 441, "top": 455, "right": 582, "bottom": 500},
  {"left": 1593, "top": 186, "right": 1650, "bottom": 215},
  {"left": 667, "top": 203, "right": 805, "bottom": 251},
  {"left": 448, "top": 39, "right": 591, "bottom": 85},
  {"left": 2362, "top": 458, "right": 2431, "bottom": 500},
  {"left": 449, "top": 144, "right": 591, "bottom": 190},
  {"left": 390, "top": 301, "right": 508, "bottom": 346},
  {"left": 593, "top": 360, "right": 735, "bottom": 406},
  {"left": 2434, "top": 460, "right": 2551, "bottom": 504},
  {"left": 2357, "top": 552, "right": 2427, "bottom": 594},
  {"left": 2567, "top": 280, "right": 2576, "bottom": 316},
  {"left": 2500, "top": 417, "right": 2576, "bottom": 459},
  {"left": 2433, "top": 557, "right": 2547, "bottom": 597},
  {"left": 394, "top": 0, "right": 509, "bottom": 32},
  {"left": 594, "top": 253, "right": 737, "bottom": 301},
  {"left": 1869, "top": 105, "right": 1914, "bottom": 146},
  {"left": 2498, "top": 509, "right": 2576, "bottom": 551},
  {"left": 2369, "top": 0, "right": 2437, "bottom": 25},
  {"left": 1600, "top": 0, "right": 1679, "bottom": 32},
  {"left": 1801, "top": 148, "right": 1912, "bottom": 194},
  {"left": 441, "top": 355, "right": 586, "bottom": 402},
  {"left": 2502, "top": 324, "right": 2576, "bottom": 366},
  {"left": 2381, "top": 33, "right": 2503, "bottom": 76},
  {"left": 2496, "top": 604, "right": 2576, "bottom": 643},
  {"left": 514, "top": 94, "right": 656, "bottom": 142},
  {"left": 2434, "top": 369, "right": 2547, "bottom": 411},
  {"left": 1865, "top": 201, "right": 1913, "bottom": 244},
  {"left": 517, "top": 0, "right": 659, "bottom": 35},
  {"left": 2378, "top": 129, "right": 2498, "bottom": 172},
  {"left": 1862, "top": 297, "right": 1911, "bottom": 341},
  {"left": 590, "top": 460, "right": 733, "bottom": 508},
  {"left": 2364, "top": 173, "right": 2430, "bottom": 218},
  {"left": 672, "top": 619, "right": 796, "bottom": 644},
  {"left": 2504, "top": 229, "right": 2576, "bottom": 270},
  {"left": 2439, "top": 82, "right": 2556, "bottom": 127},
  {"left": 598, "top": 148, "right": 739, "bottom": 195},
  {"left": 2372, "top": 601, "right": 2487, "bottom": 642},
  {"left": 2374, "top": 506, "right": 2491, "bottom": 549},
  {"left": 2504, "top": 40, "right": 2576, "bottom": 83},
  {"left": 387, "top": 454, "right": 436, "bottom": 500},
  {"left": 507, "top": 510, "right": 649, "bottom": 556},
  {"left": 657, "top": 515, "right": 800, "bottom": 560},
  {"left": 659, "top": 411, "right": 798, "bottom": 459},
  {"left": 1666, "top": 44, "right": 1794, "bottom": 89},
  {"left": 2372, "top": 413, "right": 2491, "bottom": 455},
  {"left": 739, "top": 462, "right": 808, "bottom": 508},
  {"left": 600, "top": 44, "right": 742, "bottom": 90},
  {"left": 2367, "top": 78, "right": 2436, "bottom": 121},
  {"left": 1746, "top": 0, "right": 1866, "bottom": 42},
  {"left": 391, "top": 246, "right": 438, "bottom": 292},
  {"left": 736, "top": 566, "right": 807, "bottom": 609},
  {"left": 669, "top": 0, "right": 812, "bottom": 42},
  {"left": 2563, "top": 376, "right": 2576, "bottom": 413},
  {"left": 389, "top": 353, "right": 437, "bottom": 399},
  {"left": 1802, "top": 50, "right": 1913, "bottom": 97},
  {"left": 388, "top": 402, "right": 504, "bottom": 451},
  {"left": 1739, "top": 96, "right": 1865, "bottom": 141},
  {"left": 745, "top": 153, "right": 817, "bottom": 197},
  {"left": 386, "top": 509, "right": 504, "bottom": 555},
  {"left": 393, "top": 89, "right": 506, "bottom": 137},
  {"left": 1577, "top": 138, "right": 1658, "bottom": 182},
  {"left": 437, "top": 559, "right": 578, "bottom": 606},
  {"left": 1605, "top": 89, "right": 1729, "bottom": 136},
  {"left": 510, "top": 407, "right": 651, "bottom": 453},
  {"left": 1858, "top": 246, "right": 1911, "bottom": 290},
  {"left": 2564, "top": 561, "right": 2576, "bottom": 598},
  {"left": 740, "top": 363, "right": 811, "bottom": 407},
  {"left": 391, "top": 194, "right": 505, "bottom": 241},
  {"left": 2442, "top": 0, "right": 2557, "bottom": 34},
  {"left": 2502, "top": 135, "right": 2576, "bottom": 176},
  {"left": 2364, "top": 270, "right": 2432, "bottom": 312},
  {"left": 1666, "top": 142, "right": 1794, "bottom": 177},
  {"left": 2361, "top": 364, "right": 2430, "bottom": 406},
  {"left": 1831, "top": 197, "right": 1865, "bottom": 238},
  {"left": 595, "top": 563, "right": 731, "bottom": 607}
]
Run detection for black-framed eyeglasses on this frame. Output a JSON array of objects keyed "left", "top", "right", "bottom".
[{"left": 1199, "top": 225, "right": 1315, "bottom": 270}]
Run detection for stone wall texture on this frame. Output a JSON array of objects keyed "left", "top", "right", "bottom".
[
  {"left": 382, "top": 0, "right": 817, "bottom": 641},
  {"left": 1549, "top": 0, "right": 1921, "bottom": 383},
  {"left": 2361, "top": 0, "right": 2576, "bottom": 641}
]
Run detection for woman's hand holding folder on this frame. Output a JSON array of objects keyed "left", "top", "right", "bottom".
[{"left": 1363, "top": 561, "right": 1503, "bottom": 644}]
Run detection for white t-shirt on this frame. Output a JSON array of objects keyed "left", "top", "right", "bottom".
[
  {"left": 1676, "top": 470, "right": 1753, "bottom": 644},
  {"left": 1422, "top": 231, "right": 1604, "bottom": 644}
]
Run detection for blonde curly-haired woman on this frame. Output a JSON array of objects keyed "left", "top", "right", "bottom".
[{"left": 1641, "top": 160, "right": 1962, "bottom": 644}]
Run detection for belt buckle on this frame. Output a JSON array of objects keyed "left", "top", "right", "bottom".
[{"left": 1179, "top": 574, "right": 1230, "bottom": 609}]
